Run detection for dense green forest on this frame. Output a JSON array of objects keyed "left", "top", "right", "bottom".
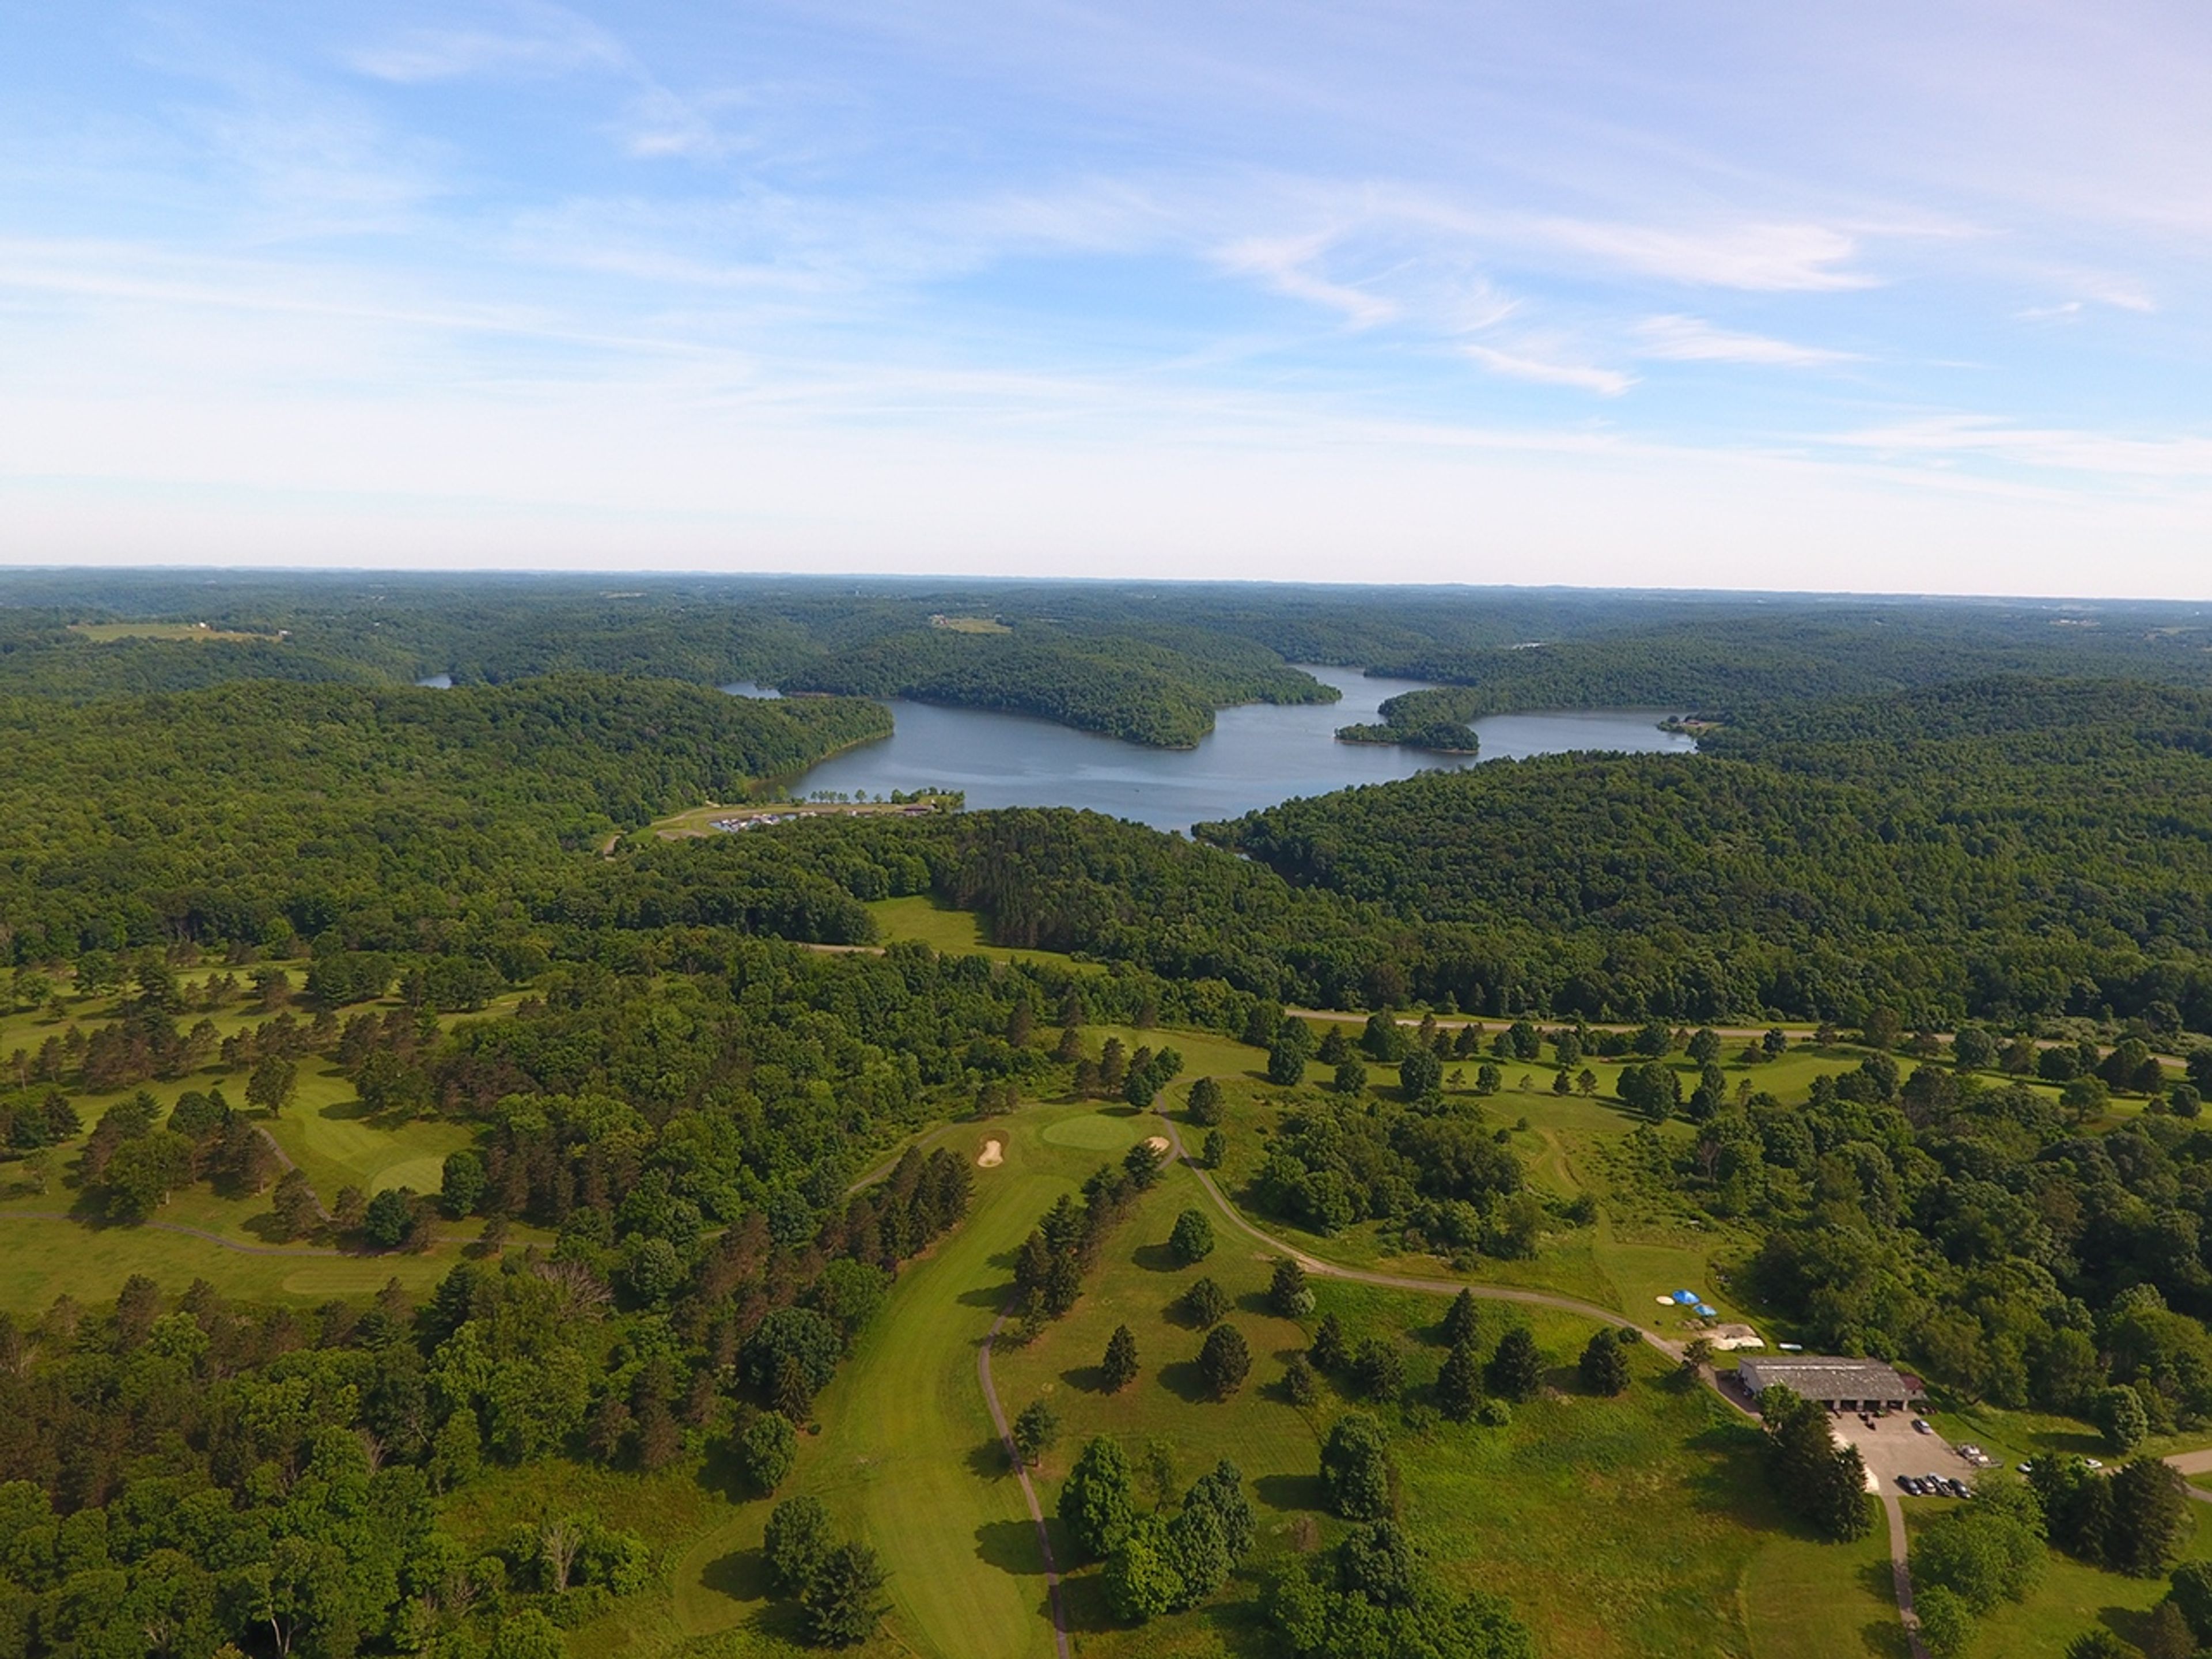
[
  {"left": 778, "top": 625, "right": 1335, "bottom": 747},
  {"left": 9, "top": 573, "right": 2208, "bottom": 748},
  {"left": 6, "top": 575, "right": 2212, "bottom": 1657},
  {"left": 1342, "top": 608, "right": 2212, "bottom": 749},
  {"left": 0, "top": 677, "right": 888, "bottom": 961}
]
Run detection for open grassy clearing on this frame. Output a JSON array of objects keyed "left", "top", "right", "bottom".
[
  {"left": 1740, "top": 1531, "right": 1905, "bottom": 1659},
  {"left": 866, "top": 895, "right": 1096, "bottom": 968}
]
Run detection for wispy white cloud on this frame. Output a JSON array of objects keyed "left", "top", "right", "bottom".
[
  {"left": 347, "top": 3, "right": 624, "bottom": 84},
  {"left": 1213, "top": 232, "right": 1399, "bottom": 328},
  {"left": 1634, "top": 314, "right": 1857, "bottom": 367},
  {"left": 1534, "top": 218, "right": 1875, "bottom": 291},
  {"left": 1828, "top": 415, "right": 2212, "bottom": 481},
  {"left": 1463, "top": 344, "right": 1634, "bottom": 396}
]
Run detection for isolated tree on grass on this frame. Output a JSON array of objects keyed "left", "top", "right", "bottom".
[
  {"left": 1309, "top": 1312, "right": 1349, "bottom": 1373},
  {"left": 1101, "top": 1324, "right": 1139, "bottom": 1392},
  {"left": 1168, "top": 1208, "right": 1215, "bottom": 1266},
  {"left": 1201, "top": 1128, "right": 1226, "bottom": 1168},
  {"left": 1486, "top": 1328, "right": 1543, "bottom": 1402},
  {"left": 247, "top": 1054, "right": 297, "bottom": 1118},
  {"left": 763, "top": 1496, "right": 834, "bottom": 1594},
  {"left": 1441, "top": 1288, "right": 1481, "bottom": 1349},
  {"left": 1437, "top": 1340, "right": 1483, "bottom": 1423},
  {"left": 1268, "top": 1257, "right": 1313, "bottom": 1319},
  {"left": 1124, "top": 1139, "right": 1165, "bottom": 1191},
  {"left": 1282, "top": 1354, "right": 1318, "bottom": 1407},
  {"left": 270, "top": 1169, "right": 320, "bottom": 1240},
  {"left": 1181, "top": 1277, "right": 1229, "bottom": 1329},
  {"left": 1187, "top": 1076, "right": 1224, "bottom": 1125},
  {"left": 362, "top": 1186, "right": 416, "bottom": 1251},
  {"left": 2171, "top": 1559, "right": 2212, "bottom": 1647},
  {"left": 1579, "top": 1328, "right": 1630, "bottom": 1396},
  {"left": 802, "top": 1541, "right": 889, "bottom": 1647},
  {"left": 738, "top": 1412, "right": 798, "bottom": 1495},
  {"left": 1199, "top": 1325, "right": 1252, "bottom": 1399},
  {"left": 2108, "top": 1457, "right": 2191, "bottom": 1577},
  {"left": 1398, "top": 1048, "right": 1442, "bottom": 1101},
  {"left": 1013, "top": 1400, "right": 1060, "bottom": 1467},
  {"left": 1319, "top": 1412, "right": 1392, "bottom": 1521},
  {"left": 1912, "top": 1584, "right": 1973, "bottom": 1657},
  {"left": 1353, "top": 1338, "right": 1404, "bottom": 1403},
  {"left": 2140, "top": 1601, "right": 2196, "bottom": 1659},
  {"left": 1060, "top": 1436, "right": 1138, "bottom": 1559}
]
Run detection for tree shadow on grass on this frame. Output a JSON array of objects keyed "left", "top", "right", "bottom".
[
  {"left": 1061, "top": 1364, "right": 1111, "bottom": 1395},
  {"left": 697, "top": 1548, "right": 773, "bottom": 1606},
  {"left": 1254, "top": 1472, "right": 1327, "bottom": 1513},
  {"left": 974, "top": 1519, "right": 1051, "bottom": 1577},
  {"left": 694, "top": 1430, "right": 749, "bottom": 1502},
  {"left": 1856, "top": 1615, "right": 1910, "bottom": 1658},
  {"left": 1132, "top": 1242, "right": 1182, "bottom": 1274},
  {"left": 965, "top": 1437, "right": 1012, "bottom": 1481},
  {"left": 2100, "top": 1607, "right": 2160, "bottom": 1650},
  {"left": 1682, "top": 1422, "right": 1780, "bottom": 1522},
  {"left": 1157, "top": 1359, "right": 1213, "bottom": 1404}
]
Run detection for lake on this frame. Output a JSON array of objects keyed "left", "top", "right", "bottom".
[{"left": 728, "top": 666, "right": 1695, "bottom": 833}]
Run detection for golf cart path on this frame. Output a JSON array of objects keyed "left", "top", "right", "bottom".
[
  {"left": 1147, "top": 1106, "right": 1935, "bottom": 1659},
  {"left": 977, "top": 1306, "right": 1073, "bottom": 1659}
]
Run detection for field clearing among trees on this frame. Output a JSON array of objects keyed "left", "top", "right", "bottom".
[{"left": 866, "top": 895, "right": 1096, "bottom": 967}]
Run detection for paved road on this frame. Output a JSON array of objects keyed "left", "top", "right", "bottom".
[
  {"left": 977, "top": 1303, "right": 1073, "bottom": 1659},
  {"left": 1881, "top": 1494, "right": 1931, "bottom": 1659}
]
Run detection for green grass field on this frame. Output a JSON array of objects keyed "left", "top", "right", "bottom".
[{"left": 866, "top": 896, "right": 1098, "bottom": 968}]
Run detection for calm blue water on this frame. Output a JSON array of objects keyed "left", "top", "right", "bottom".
[{"left": 726, "top": 666, "right": 1694, "bottom": 833}]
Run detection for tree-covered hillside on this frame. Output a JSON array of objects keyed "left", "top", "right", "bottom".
[{"left": 0, "top": 676, "right": 888, "bottom": 959}]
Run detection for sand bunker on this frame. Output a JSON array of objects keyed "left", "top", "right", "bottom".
[
  {"left": 1145, "top": 1135, "right": 1171, "bottom": 1155},
  {"left": 976, "top": 1139, "right": 1003, "bottom": 1168}
]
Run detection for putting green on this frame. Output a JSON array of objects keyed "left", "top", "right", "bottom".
[
  {"left": 1038, "top": 1111, "right": 1145, "bottom": 1151},
  {"left": 368, "top": 1154, "right": 449, "bottom": 1196}
]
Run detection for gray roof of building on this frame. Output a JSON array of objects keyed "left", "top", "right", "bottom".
[{"left": 1737, "top": 1357, "right": 1921, "bottom": 1396}]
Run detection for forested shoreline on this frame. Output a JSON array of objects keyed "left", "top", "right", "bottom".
[{"left": 5, "top": 577, "right": 2212, "bottom": 1658}]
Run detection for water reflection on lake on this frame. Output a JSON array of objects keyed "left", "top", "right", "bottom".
[{"left": 736, "top": 666, "right": 1694, "bottom": 834}]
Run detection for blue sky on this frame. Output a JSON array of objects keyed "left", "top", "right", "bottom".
[{"left": 3, "top": 2, "right": 2210, "bottom": 593}]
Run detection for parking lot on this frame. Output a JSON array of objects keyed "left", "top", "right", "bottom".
[{"left": 1830, "top": 1409, "right": 1981, "bottom": 1498}]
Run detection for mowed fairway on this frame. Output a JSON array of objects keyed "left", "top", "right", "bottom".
[{"left": 787, "top": 1109, "right": 1098, "bottom": 1659}]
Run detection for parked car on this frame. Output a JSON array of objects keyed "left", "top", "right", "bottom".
[{"left": 1913, "top": 1418, "right": 1933, "bottom": 1434}]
